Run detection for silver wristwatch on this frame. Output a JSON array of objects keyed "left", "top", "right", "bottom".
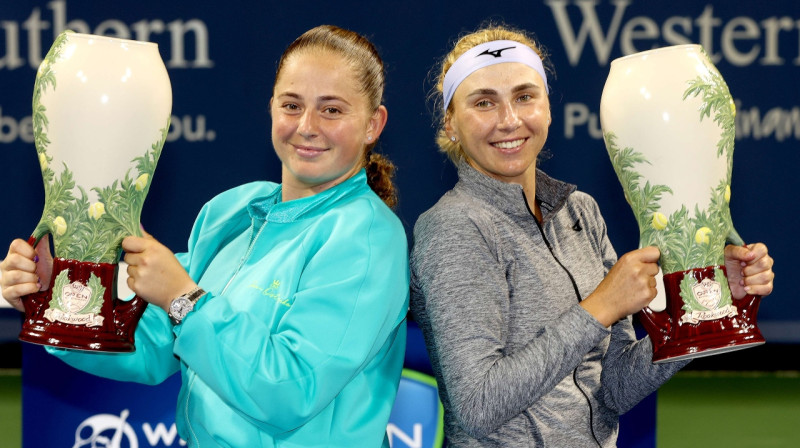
[{"left": 168, "top": 286, "right": 206, "bottom": 325}]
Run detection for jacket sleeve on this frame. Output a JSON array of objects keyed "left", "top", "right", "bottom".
[
  {"left": 44, "top": 197, "right": 237, "bottom": 384},
  {"left": 410, "top": 207, "right": 610, "bottom": 439},
  {"left": 46, "top": 304, "right": 180, "bottom": 385},
  {"left": 172, "top": 202, "right": 409, "bottom": 434},
  {"left": 45, "top": 188, "right": 258, "bottom": 384},
  {"left": 600, "top": 317, "right": 688, "bottom": 414},
  {"left": 594, "top": 213, "right": 689, "bottom": 414}
]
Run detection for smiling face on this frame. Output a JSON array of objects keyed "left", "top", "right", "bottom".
[
  {"left": 446, "top": 62, "right": 550, "bottom": 188},
  {"left": 270, "top": 49, "right": 386, "bottom": 200}
]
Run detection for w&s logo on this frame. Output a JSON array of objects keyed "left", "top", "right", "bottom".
[{"left": 72, "top": 409, "right": 185, "bottom": 448}]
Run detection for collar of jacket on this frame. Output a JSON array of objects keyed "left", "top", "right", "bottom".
[
  {"left": 455, "top": 160, "right": 576, "bottom": 223},
  {"left": 246, "top": 169, "right": 369, "bottom": 223}
]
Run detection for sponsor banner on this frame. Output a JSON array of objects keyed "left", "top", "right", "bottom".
[
  {"left": 4, "top": 1, "right": 799, "bottom": 446},
  {"left": 23, "top": 344, "right": 184, "bottom": 447},
  {"left": 1, "top": 1, "right": 795, "bottom": 332},
  {"left": 388, "top": 369, "right": 445, "bottom": 448}
]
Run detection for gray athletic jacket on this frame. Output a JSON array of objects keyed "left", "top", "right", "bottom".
[{"left": 410, "top": 162, "right": 687, "bottom": 447}]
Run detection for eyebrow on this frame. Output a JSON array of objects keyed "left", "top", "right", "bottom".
[
  {"left": 465, "top": 83, "right": 541, "bottom": 98},
  {"left": 466, "top": 88, "right": 498, "bottom": 97},
  {"left": 512, "top": 83, "right": 539, "bottom": 93},
  {"left": 276, "top": 92, "right": 352, "bottom": 106},
  {"left": 319, "top": 95, "right": 352, "bottom": 106}
]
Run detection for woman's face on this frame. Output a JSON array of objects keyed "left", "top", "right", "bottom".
[
  {"left": 446, "top": 61, "right": 550, "bottom": 187},
  {"left": 271, "top": 50, "right": 386, "bottom": 198}
]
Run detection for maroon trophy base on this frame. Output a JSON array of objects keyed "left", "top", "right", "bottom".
[
  {"left": 19, "top": 257, "right": 147, "bottom": 352},
  {"left": 639, "top": 265, "right": 764, "bottom": 364}
]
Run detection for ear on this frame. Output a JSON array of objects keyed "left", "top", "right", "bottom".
[
  {"left": 445, "top": 114, "right": 457, "bottom": 140},
  {"left": 268, "top": 97, "right": 274, "bottom": 116},
  {"left": 366, "top": 105, "right": 388, "bottom": 143}
]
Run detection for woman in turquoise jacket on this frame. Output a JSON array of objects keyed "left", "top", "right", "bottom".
[{"left": 1, "top": 25, "right": 409, "bottom": 447}]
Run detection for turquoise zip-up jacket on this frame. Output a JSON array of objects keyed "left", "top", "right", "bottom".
[{"left": 49, "top": 169, "right": 409, "bottom": 447}]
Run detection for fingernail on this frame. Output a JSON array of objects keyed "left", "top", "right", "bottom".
[{"left": 33, "top": 255, "right": 39, "bottom": 263}]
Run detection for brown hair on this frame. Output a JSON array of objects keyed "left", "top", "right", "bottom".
[
  {"left": 275, "top": 25, "right": 398, "bottom": 208},
  {"left": 431, "top": 23, "right": 553, "bottom": 164}
]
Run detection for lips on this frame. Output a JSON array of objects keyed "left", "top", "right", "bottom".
[{"left": 292, "top": 144, "right": 328, "bottom": 158}]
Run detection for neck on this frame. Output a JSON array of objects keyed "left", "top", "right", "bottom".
[
  {"left": 280, "top": 165, "right": 362, "bottom": 202},
  {"left": 281, "top": 183, "right": 320, "bottom": 202},
  {"left": 522, "top": 175, "right": 542, "bottom": 222},
  {"left": 525, "top": 189, "right": 542, "bottom": 223}
]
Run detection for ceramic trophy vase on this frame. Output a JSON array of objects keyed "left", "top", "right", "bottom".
[
  {"left": 600, "top": 44, "right": 764, "bottom": 363},
  {"left": 19, "top": 31, "right": 172, "bottom": 352}
]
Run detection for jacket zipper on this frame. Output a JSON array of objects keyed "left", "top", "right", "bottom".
[
  {"left": 183, "top": 217, "right": 269, "bottom": 445},
  {"left": 221, "top": 218, "right": 269, "bottom": 295},
  {"left": 184, "top": 369, "right": 200, "bottom": 446},
  {"left": 522, "top": 191, "right": 602, "bottom": 448}
]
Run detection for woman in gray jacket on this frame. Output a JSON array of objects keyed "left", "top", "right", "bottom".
[{"left": 409, "top": 23, "right": 774, "bottom": 447}]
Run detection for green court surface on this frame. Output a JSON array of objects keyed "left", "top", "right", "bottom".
[
  {"left": 0, "top": 370, "right": 798, "bottom": 447},
  {"left": 0, "top": 370, "right": 21, "bottom": 448},
  {"left": 657, "top": 371, "right": 800, "bottom": 447}
]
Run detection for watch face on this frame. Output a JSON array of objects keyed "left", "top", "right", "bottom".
[{"left": 170, "top": 297, "right": 194, "bottom": 320}]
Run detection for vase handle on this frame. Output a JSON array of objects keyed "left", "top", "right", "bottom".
[
  {"left": 26, "top": 235, "right": 42, "bottom": 250},
  {"left": 732, "top": 293, "right": 763, "bottom": 329},
  {"left": 113, "top": 295, "right": 148, "bottom": 341},
  {"left": 639, "top": 306, "right": 672, "bottom": 350}
]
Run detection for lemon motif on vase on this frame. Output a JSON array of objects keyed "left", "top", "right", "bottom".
[{"left": 695, "top": 227, "right": 712, "bottom": 245}]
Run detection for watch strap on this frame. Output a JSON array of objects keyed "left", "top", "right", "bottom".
[{"left": 183, "top": 286, "right": 207, "bottom": 303}]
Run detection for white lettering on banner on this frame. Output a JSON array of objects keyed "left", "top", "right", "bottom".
[
  {"left": 546, "top": 0, "right": 631, "bottom": 66},
  {"left": 0, "top": 106, "right": 34, "bottom": 143},
  {"left": 563, "top": 101, "right": 800, "bottom": 143},
  {"left": 1, "top": 0, "right": 213, "bottom": 71},
  {"left": 142, "top": 422, "right": 187, "bottom": 446},
  {"left": 166, "top": 115, "right": 217, "bottom": 142},
  {"left": 387, "top": 423, "right": 423, "bottom": 448},
  {"left": 545, "top": 0, "right": 800, "bottom": 67},
  {"left": 72, "top": 411, "right": 425, "bottom": 447},
  {"left": 0, "top": 106, "right": 215, "bottom": 144},
  {"left": 564, "top": 103, "right": 603, "bottom": 139},
  {"left": 736, "top": 102, "right": 800, "bottom": 142}
]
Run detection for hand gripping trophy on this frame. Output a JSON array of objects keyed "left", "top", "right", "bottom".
[
  {"left": 600, "top": 44, "right": 764, "bottom": 363},
  {"left": 18, "top": 31, "right": 172, "bottom": 352}
]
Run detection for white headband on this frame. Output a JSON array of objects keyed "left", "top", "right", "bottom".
[{"left": 442, "top": 39, "right": 549, "bottom": 113}]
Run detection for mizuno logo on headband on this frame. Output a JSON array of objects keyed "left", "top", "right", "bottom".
[{"left": 478, "top": 46, "right": 515, "bottom": 58}]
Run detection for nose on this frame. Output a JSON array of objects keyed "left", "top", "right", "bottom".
[
  {"left": 297, "top": 110, "right": 318, "bottom": 139},
  {"left": 497, "top": 102, "right": 521, "bottom": 132}
]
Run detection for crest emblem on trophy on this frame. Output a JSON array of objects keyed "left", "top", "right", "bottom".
[
  {"left": 18, "top": 31, "right": 172, "bottom": 352},
  {"left": 600, "top": 44, "right": 764, "bottom": 363}
]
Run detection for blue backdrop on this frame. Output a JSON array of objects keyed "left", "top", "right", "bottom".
[
  {"left": 2, "top": 0, "right": 795, "bottom": 340},
  {"left": 1, "top": 1, "right": 797, "bottom": 446}
]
